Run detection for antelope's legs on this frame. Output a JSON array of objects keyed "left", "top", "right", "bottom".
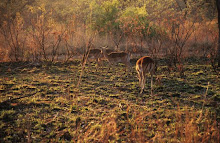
[
  {"left": 138, "top": 68, "right": 154, "bottom": 95},
  {"left": 136, "top": 68, "right": 143, "bottom": 94},
  {"left": 150, "top": 73, "right": 153, "bottom": 95},
  {"left": 137, "top": 71, "right": 141, "bottom": 86},
  {"left": 140, "top": 70, "right": 145, "bottom": 94},
  {"left": 136, "top": 56, "right": 155, "bottom": 95}
]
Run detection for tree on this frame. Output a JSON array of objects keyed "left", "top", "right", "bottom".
[
  {"left": 0, "top": 12, "right": 27, "bottom": 61},
  {"left": 217, "top": 0, "right": 220, "bottom": 67}
]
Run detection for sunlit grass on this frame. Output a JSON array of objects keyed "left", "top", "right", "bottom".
[{"left": 0, "top": 60, "right": 219, "bottom": 142}]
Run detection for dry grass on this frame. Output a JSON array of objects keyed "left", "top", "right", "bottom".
[{"left": 0, "top": 59, "right": 219, "bottom": 142}]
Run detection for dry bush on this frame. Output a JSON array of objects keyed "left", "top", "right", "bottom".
[
  {"left": 187, "top": 21, "right": 219, "bottom": 72},
  {"left": 0, "top": 14, "right": 27, "bottom": 61},
  {"left": 187, "top": 21, "right": 218, "bottom": 58},
  {"left": 0, "top": 46, "right": 9, "bottom": 62},
  {"left": 74, "top": 105, "right": 219, "bottom": 143},
  {"left": 172, "top": 107, "right": 219, "bottom": 143},
  {"left": 164, "top": 20, "right": 195, "bottom": 76}
]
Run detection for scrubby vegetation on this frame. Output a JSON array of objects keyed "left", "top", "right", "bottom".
[{"left": 0, "top": 0, "right": 220, "bottom": 142}]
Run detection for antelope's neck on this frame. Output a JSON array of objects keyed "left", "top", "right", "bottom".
[{"left": 103, "top": 50, "right": 109, "bottom": 58}]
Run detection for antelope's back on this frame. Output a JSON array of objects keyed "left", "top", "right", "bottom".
[
  {"left": 136, "top": 56, "right": 155, "bottom": 72},
  {"left": 108, "top": 52, "right": 128, "bottom": 58},
  {"left": 136, "top": 56, "right": 154, "bottom": 65},
  {"left": 89, "top": 49, "right": 101, "bottom": 54}
]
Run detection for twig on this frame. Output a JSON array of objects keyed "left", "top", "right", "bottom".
[{"left": 76, "top": 34, "right": 97, "bottom": 88}]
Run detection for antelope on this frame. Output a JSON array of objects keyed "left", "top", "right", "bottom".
[
  {"left": 98, "top": 48, "right": 114, "bottom": 61},
  {"left": 82, "top": 49, "right": 103, "bottom": 70},
  {"left": 101, "top": 46, "right": 131, "bottom": 71},
  {"left": 136, "top": 56, "right": 155, "bottom": 95}
]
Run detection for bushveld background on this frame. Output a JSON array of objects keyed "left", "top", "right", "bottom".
[{"left": 0, "top": 0, "right": 219, "bottom": 142}]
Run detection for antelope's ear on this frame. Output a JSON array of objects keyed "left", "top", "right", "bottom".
[{"left": 101, "top": 46, "right": 108, "bottom": 49}]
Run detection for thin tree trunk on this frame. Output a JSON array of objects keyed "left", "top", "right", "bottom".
[{"left": 216, "top": 0, "right": 220, "bottom": 67}]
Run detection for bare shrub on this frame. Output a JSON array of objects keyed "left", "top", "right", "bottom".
[
  {"left": 0, "top": 13, "right": 27, "bottom": 61},
  {"left": 162, "top": 20, "right": 195, "bottom": 76},
  {"left": 30, "top": 13, "right": 66, "bottom": 62}
]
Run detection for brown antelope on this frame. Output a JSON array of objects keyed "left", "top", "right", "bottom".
[
  {"left": 82, "top": 49, "right": 103, "bottom": 70},
  {"left": 101, "top": 46, "right": 131, "bottom": 71},
  {"left": 98, "top": 48, "right": 114, "bottom": 61},
  {"left": 136, "top": 56, "right": 155, "bottom": 95}
]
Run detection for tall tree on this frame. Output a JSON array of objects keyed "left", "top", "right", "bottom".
[{"left": 217, "top": 0, "right": 220, "bottom": 67}]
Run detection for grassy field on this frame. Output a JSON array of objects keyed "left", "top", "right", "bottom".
[{"left": 0, "top": 58, "right": 219, "bottom": 142}]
